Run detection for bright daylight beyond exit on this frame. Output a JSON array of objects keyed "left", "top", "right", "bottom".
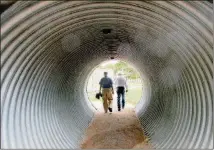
[{"left": 86, "top": 60, "right": 143, "bottom": 112}]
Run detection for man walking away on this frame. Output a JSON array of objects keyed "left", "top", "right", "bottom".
[
  {"left": 115, "top": 72, "right": 128, "bottom": 111},
  {"left": 99, "top": 72, "right": 114, "bottom": 113}
]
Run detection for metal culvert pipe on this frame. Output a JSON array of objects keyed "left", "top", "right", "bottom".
[{"left": 1, "top": 1, "right": 213, "bottom": 149}]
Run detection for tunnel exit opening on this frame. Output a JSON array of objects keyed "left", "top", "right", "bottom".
[{"left": 85, "top": 60, "right": 145, "bottom": 112}]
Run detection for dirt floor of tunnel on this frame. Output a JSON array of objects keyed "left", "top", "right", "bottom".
[{"left": 80, "top": 108, "right": 152, "bottom": 149}]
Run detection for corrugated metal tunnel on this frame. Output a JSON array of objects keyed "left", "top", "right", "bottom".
[{"left": 1, "top": 1, "right": 213, "bottom": 149}]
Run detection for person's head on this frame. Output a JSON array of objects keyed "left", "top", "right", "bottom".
[
  {"left": 104, "top": 72, "right": 108, "bottom": 77},
  {"left": 118, "top": 72, "right": 122, "bottom": 76}
]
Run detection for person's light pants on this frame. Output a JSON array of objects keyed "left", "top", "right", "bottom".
[{"left": 102, "top": 88, "right": 113, "bottom": 113}]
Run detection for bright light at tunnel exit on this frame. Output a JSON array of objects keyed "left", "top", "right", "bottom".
[{"left": 87, "top": 60, "right": 143, "bottom": 112}]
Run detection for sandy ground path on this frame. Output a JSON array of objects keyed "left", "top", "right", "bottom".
[{"left": 80, "top": 108, "right": 152, "bottom": 149}]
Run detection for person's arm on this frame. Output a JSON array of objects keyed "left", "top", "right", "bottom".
[
  {"left": 110, "top": 78, "right": 114, "bottom": 94},
  {"left": 99, "top": 85, "right": 102, "bottom": 93},
  {"left": 114, "top": 77, "right": 117, "bottom": 87},
  {"left": 125, "top": 78, "right": 128, "bottom": 92},
  {"left": 99, "top": 79, "right": 102, "bottom": 93}
]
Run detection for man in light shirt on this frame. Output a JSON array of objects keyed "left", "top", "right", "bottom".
[{"left": 114, "top": 72, "right": 128, "bottom": 111}]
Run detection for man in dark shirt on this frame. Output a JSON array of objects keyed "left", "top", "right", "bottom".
[{"left": 99, "top": 72, "right": 114, "bottom": 113}]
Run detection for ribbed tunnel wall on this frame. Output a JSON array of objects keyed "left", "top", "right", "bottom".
[{"left": 1, "top": 1, "right": 213, "bottom": 149}]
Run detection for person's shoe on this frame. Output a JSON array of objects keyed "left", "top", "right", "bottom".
[
  {"left": 118, "top": 108, "right": 121, "bottom": 111},
  {"left": 108, "top": 107, "right": 112, "bottom": 112}
]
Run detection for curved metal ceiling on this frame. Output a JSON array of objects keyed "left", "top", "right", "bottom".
[{"left": 1, "top": 1, "right": 213, "bottom": 149}]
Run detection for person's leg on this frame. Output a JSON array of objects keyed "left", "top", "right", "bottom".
[
  {"left": 107, "top": 89, "right": 113, "bottom": 112},
  {"left": 108, "top": 100, "right": 112, "bottom": 112},
  {"left": 102, "top": 90, "right": 108, "bottom": 113},
  {"left": 122, "top": 90, "right": 125, "bottom": 109},
  {"left": 117, "top": 88, "right": 121, "bottom": 111}
]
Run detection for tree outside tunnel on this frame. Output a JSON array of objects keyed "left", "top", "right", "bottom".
[{"left": 86, "top": 60, "right": 143, "bottom": 111}]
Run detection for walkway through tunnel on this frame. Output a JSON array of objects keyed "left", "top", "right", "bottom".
[{"left": 1, "top": 1, "right": 213, "bottom": 149}]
